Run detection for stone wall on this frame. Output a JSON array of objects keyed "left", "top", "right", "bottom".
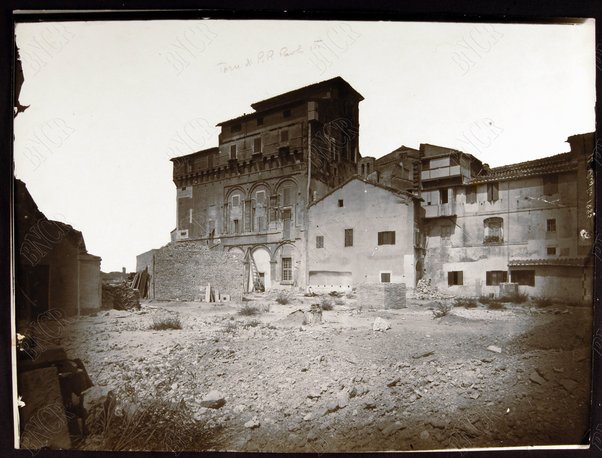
[
  {"left": 153, "top": 242, "right": 244, "bottom": 301},
  {"left": 357, "top": 283, "right": 406, "bottom": 309}
]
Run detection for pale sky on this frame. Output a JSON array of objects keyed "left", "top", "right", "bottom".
[{"left": 14, "top": 19, "right": 595, "bottom": 272}]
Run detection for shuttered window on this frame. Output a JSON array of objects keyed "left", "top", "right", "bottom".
[
  {"left": 378, "top": 231, "right": 396, "bottom": 245},
  {"left": 344, "top": 229, "right": 353, "bottom": 247},
  {"left": 448, "top": 271, "right": 463, "bottom": 286},
  {"left": 486, "top": 270, "right": 507, "bottom": 286}
]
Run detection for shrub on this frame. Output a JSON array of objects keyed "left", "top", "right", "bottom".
[
  {"left": 222, "top": 321, "right": 238, "bottom": 333},
  {"left": 242, "top": 319, "right": 261, "bottom": 329},
  {"left": 510, "top": 291, "right": 529, "bottom": 304},
  {"left": 453, "top": 297, "right": 478, "bottom": 308},
  {"left": 533, "top": 296, "right": 554, "bottom": 307},
  {"left": 275, "top": 291, "right": 291, "bottom": 305},
  {"left": 320, "top": 297, "right": 334, "bottom": 311},
  {"left": 149, "top": 315, "right": 182, "bottom": 331},
  {"left": 238, "top": 305, "right": 259, "bottom": 316},
  {"left": 432, "top": 302, "right": 453, "bottom": 318},
  {"left": 487, "top": 301, "right": 505, "bottom": 310},
  {"left": 329, "top": 291, "right": 344, "bottom": 297}
]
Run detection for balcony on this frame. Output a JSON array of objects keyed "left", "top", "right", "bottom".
[
  {"left": 424, "top": 203, "right": 456, "bottom": 218},
  {"left": 421, "top": 165, "right": 461, "bottom": 181}
]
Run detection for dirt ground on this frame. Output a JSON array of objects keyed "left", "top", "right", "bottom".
[{"left": 59, "top": 292, "right": 593, "bottom": 452}]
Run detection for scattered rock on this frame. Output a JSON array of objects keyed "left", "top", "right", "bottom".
[
  {"left": 372, "top": 317, "right": 391, "bottom": 332},
  {"left": 200, "top": 390, "right": 226, "bottom": 409},
  {"left": 420, "top": 430, "right": 430, "bottom": 440},
  {"left": 337, "top": 391, "right": 349, "bottom": 409},
  {"left": 558, "top": 378, "right": 579, "bottom": 392},
  {"left": 382, "top": 421, "right": 404, "bottom": 436},
  {"left": 326, "top": 400, "right": 340, "bottom": 413},
  {"left": 529, "top": 371, "right": 546, "bottom": 385},
  {"left": 387, "top": 377, "right": 401, "bottom": 387},
  {"left": 411, "top": 350, "right": 435, "bottom": 359},
  {"left": 486, "top": 345, "right": 502, "bottom": 354},
  {"left": 303, "top": 413, "right": 313, "bottom": 421},
  {"left": 244, "top": 416, "right": 260, "bottom": 429}
]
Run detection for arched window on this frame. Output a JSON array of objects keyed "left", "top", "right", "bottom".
[{"left": 483, "top": 217, "right": 503, "bottom": 244}]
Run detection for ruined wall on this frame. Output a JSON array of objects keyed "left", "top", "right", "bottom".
[
  {"left": 357, "top": 283, "right": 407, "bottom": 309},
  {"left": 153, "top": 242, "right": 244, "bottom": 301},
  {"left": 79, "top": 255, "right": 102, "bottom": 311}
]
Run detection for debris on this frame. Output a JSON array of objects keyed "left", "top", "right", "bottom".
[
  {"left": 303, "top": 413, "right": 313, "bottom": 421},
  {"left": 372, "top": 317, "right": 391, "bottom": 332},
  {"left": 304, "top": 304, "right": 323, "bottom": 326},
  {"left": 200, "top": 390, "right": 226, "bottom": 409},
  {"left": 411, "top": 350, "right": 434, "bottom": 359},
  {"left": 244, "top": 416, "right": 260, "bottom": 429},
  {"left": 387, "top": 377, "right": 401, "bottom": 387},
  {"left": 486, "top": 345, "right": 502, "bottom": 354},
  {"left": 529, "top": 371, "right": 546, "bottom": 385}
]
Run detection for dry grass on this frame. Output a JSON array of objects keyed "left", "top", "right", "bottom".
[
  {"left": 275, "top": 291, "right": 291, "bottom": 305},
  {"left": 453, "top": 297, "right": 478, "bottom": 309},
  {"left": 149, "top": 315, "right": 182, "bottom": 331},
  {"left": 432, "top": 302, "right": 453, "bottom": 318},
  {"left": 320, "top": 297, "right": 334, "bottom": 311},
  {"left": 238, "top": 305, "right": 259, "bottom": 316}
]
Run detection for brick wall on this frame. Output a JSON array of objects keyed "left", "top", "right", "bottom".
[
  {"left": 357, "top": 283, "right": 406, "bottom": 309},
  {"left": 153, "top": 242, "right": 244, "bottom": 301}
]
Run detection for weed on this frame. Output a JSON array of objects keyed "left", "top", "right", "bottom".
[
  {"left": 242, "top": 319, "right": 261, "bottom": 329},
  {"left": 222, "top": 321, "right": 238, "bottom": 333},
  {"left": 275, "top": 291, "right": 291, "bottom": 305},
  {"left": 533, "top": 296, "right": 554, "bottom": 307},
  {"left": 238, "top": 305, "right": 259, "bottom": 316},
  {"left": 149, "top": 315, "right": 182, "bottom": 331},
  {"left": 335, "top": 299, "right": 345, "bottom": 306},
  {"left": 432, "top": 302, "right": 453, "bottom": 318},
  {"left": 487, "top": 301, "right": 505, "bottom": 310},
  {"left": 320, "top": 297, "right": 334, "bottom": 311},
  {"left": 453, "top": 297, "right": 478, "bottom": 308},
  {"left": 329, "top": 291, "right": 344, "bottom": 297}
]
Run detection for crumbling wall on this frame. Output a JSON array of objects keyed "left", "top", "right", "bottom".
[
  {"left": 153, "top": 242, "right": 244, "bottom": 301},
  {"left": 357, "top": 283, "right": 406, "bottom": 309}
]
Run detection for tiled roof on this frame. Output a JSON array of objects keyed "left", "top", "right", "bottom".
[
  {"left": 508, "top": 256, "right": 590, "bottom": 267},
  {"left": 470, "top": 153, "right": 576, "bottom": 184}
]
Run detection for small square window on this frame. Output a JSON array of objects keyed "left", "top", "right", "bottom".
[
  {"left": 280, "top": 130, "right": 289, "bottom": 142},
  {"left": 380, "top": 272, "right": 391, "bottom": 283},
  {"left": 231, "top": 123, "right": 241, "bottom": 133},
  {"left": 338, "top": 199, "right": 344, "bottom": 207},
  {"left": 283, "top": 109, "right": 291, "bottom": 118},
  {"left": 316, "top": 235, "right": 324, "bottom": 248},
  {"left": 547, "top": 246, "right": 556, "bottom": 255},
  {"left": 448, "top": 271, "right": 463, "bottom": 286},
  {"left": 547, "top": 219, "right": 556, "bottom": 232}
]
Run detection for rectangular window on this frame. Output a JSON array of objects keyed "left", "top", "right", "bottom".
[
  {"left": 543, "top": 175, "right": 558, "bottom": 195},
  {"left": 487, "top": 182, "right": 499, "bottom": 202},
  {"left": 283, "top": 109, "right": 291, "bottom": 118},
  {"left": 511, "top": 270, "right": 535, "bottom": 286},
  {"left": 547, "top": 219, "right": 556, "bottom": 232},
  {"left": 282, "top": 187, "right": 292, "bottom": 207},
  {"left": 338, "top": 199, "right": 344, "bottom": 208},
  {"left": 253, "top": 137, "right": 262, "bottom": 153},
  {"left": 440, "top": 188, "right": 448, "bottom": 204},
  {"left": 486, "top": 270, "right": 508, "bottom": 286},
  {"left": 256, "top": 116, "right": 264, "bottom": 126},
  {"left": 380, "top": 272, "right": 391, "bottom": 283},
  {"left": 280, "top": 129, "right": 289, "bottom": 142},
  {"left": 233, "top": 219, "right": 240, "bottom": 234},
  {"left": 344, "top": 228, "right": 353, "bottom": 247},
  {"left": 448, "top": 271, "right": 463, "bottom": 286},
  {"left": 282, "top": 257, "right": 292, "bottom": 281},
  {"left": 231, "top": 123, "right": 241, "bottom": 133},
  {"left": 378, "top": 231, "right": 396, "bottom": 245},
  {"left": 547, "top": 246, "right": 557, "bottom": 255},
  {"left": 316, "top": 235, "right": 324, "bottom": 248},
  {"left": 230, "top": 144, "right": 237, "bottom": 160},
  {"left": 232, "top": 195, "right": 240, "bottom": 207},
  {"left": 465, "top": 185, "right": 477, "bottom": 204}
]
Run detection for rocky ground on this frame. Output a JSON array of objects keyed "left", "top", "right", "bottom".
[{"left": 58, "top": 292, "right": 592, "bottom": 452}]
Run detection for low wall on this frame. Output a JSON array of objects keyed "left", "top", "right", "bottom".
[
  {"left": 356, "top": 282, "right": 406, "bottom": 309},
  {"left": 153, "top": 242, "right": 244, "bottom": 301}
]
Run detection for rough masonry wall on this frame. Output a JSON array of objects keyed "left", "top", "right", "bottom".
[
  {"left": 357, "top": 283, "right": 407, "bottom": 309},
  {"left": 153, "top": 242, "right": 244, "bottom": 301}
]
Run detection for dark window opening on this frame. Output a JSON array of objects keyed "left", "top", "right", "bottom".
[
  {"left": 256, "top": 117, "right": 264, "bottom": 126},
  {"left": 233, "top": 219, "right": 240, "bottom": 234},
  {"left": 511, "top": 270, "right": 535, "bottom": 286},
  {"left": 547, "top": 219, "right": 556, "bottom": 232},
  {"left": 344, "top": 228, "right": 353, "bottom": 247},
  {"left": 487, "top": 182, "right": 499, "bottom": 202},
  {"left": 543, "top": 175, "right": 559, "bottom": 195},
  {"left": 253, "top": 137, "right": 262, "bottom": 153},
  {"left": 484, "top": 217, "right": 503, "bottom": 244},
  {"left": 231, "top": 123, "right": 241, "bottom": 133},
  {"left": 338, "top": 199, "right": 344, "bottom": 207},
  {"left": 486, "top": 270, "right": 508, "bottom": 286},
  {"left": 466, "top": 185, "right": 477, "bottom": 204},
  {"left": 547, "top": 246, "right": 557, "bottom": 255},
  {"left": 448, "top": 271, "right": 463, "bottom": 286},
  {"left": 280, "top": 130, "right": 289, "bottom": 142},
  {"left": 283, "top": 109, "right": 291, "bottom": 118},
  {"left": 316, "top": 236, "right": 324, "bottom": 248},
  {"left": 380, "top": 272, "right": 391, "bottom": 283},
  {"left": 378, "top": 231, "right": 396, "bottom": 245},
  {"left": 440, "top": 188, "right": 448, "bottom": 204},
  {"left": 230, "top": 144, "right": 237, "bottom": 160}
]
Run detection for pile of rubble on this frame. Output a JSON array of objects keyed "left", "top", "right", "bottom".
[
  {"left": 102, "top": 282, "right": 140, "bottom": 310},
  {"left": 411, "top": 278, "right": 453, "bottom": 300}
]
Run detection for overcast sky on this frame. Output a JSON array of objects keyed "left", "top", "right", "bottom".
[{"left": 14, "top": 19, "right": 595, "bottom": 272}]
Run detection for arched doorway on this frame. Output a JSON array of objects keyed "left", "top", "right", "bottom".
[{"left": 251, "top": 247, "right": 272, "bottom": 290}]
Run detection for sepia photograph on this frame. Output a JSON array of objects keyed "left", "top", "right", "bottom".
[{"left": 11, "top": 14, "right": 597, "bottom": 453}]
